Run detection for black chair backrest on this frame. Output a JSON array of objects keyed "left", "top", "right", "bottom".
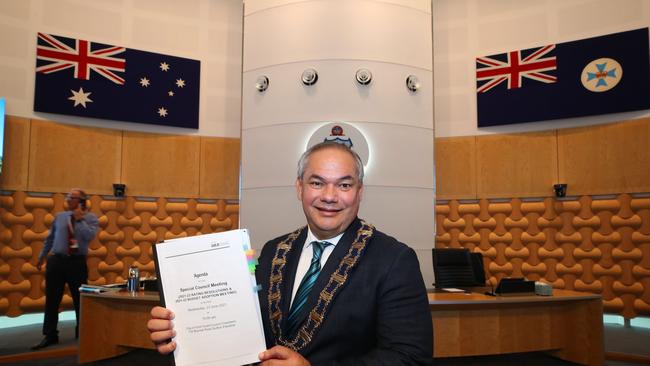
[
  {"left": 432, "top": 248, "right": 477, "bottom": 288},
  {"left": 470, "top": 252, "right": 486, "bottom": 286}
]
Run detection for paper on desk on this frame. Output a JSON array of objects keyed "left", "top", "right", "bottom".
[
  {"left": 153, "top": 230, "right": 266, "bottom": 366},
  {"left": 442, "top": 288, "right": 466, "bottom": 293}
]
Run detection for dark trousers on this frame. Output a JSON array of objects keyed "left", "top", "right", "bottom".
[{"left": 43, "top": 254, "right": 88, "bottom": 338}]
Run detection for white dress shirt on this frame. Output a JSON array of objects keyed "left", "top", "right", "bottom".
[{"left": 289, "top": 228, "right": 344, "bottom": 307}]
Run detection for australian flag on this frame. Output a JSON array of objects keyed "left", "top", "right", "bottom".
[
  {"left": 34, "top": 32, "right": 200, "bottom": 129},
  {"left": 476, "top": 28, "right": 650, "bottom": 127}
]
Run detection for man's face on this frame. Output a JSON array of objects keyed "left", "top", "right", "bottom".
[
  {"left": 65, "top": 190, "right": 82, "bottom": 211},
  {"left": 296, "top": 148, "right": 363, "bottom": 240}
]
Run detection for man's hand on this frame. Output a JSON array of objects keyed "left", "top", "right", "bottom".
[
  {"left": 73, "top": 206, "right": 85, "bottom": 221},
  {"left": 36, "top": 258, "right": 44, "bottom": 271},
  {"left": 259, "top": 345, "right": 311, "bottom": 366},
  {"left": 147, "top": 306, "right": 177, "bottom": 354}
]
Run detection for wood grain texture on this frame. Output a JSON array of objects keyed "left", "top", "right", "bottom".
[
  {"left": 435, "top": 136, "right": 477, "bottom": 200},
  {"left": 0, "top": 116, "right": 30, "bottom": 191},
  {"left": 558, "top": 117, "right": 650, "bottom": 195},
  {"left": 200, "top": 137, "right": 240, "bottom": 199},
  {"left": 476, "top": 131, "right": 558, "bottom": 198},
  {"left": 27, "top": 119, "right": 121, "bottom": 194},
  {"left": 429, "top": 290, "right": 604, "bottom": 365},
  {"left": 78, "top": 291, "right": 158, "bottom": 363},
  {"left": 548, "top": 298, "right": 604, "bottom": 366},
  {"left": 122, "top": 132, "right": 200, "bottom": 197}
]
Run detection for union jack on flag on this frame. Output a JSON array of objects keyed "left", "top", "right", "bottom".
[
  {"left": 476, "top": 45, "right": 557, "bottom": 93},
  {"left": 36, "top": 32, "right": 126, "bottom": 85},
  {"left": 34, "top": 32, "right": 200, "bottom": 129}
]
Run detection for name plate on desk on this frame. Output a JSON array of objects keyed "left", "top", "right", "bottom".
[{"left": 153, "top": 230, "right": 266, "bottom": 366}]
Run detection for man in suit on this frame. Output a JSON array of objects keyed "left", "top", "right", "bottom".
[
  {"left": 32, "top": 188, "right": 99, "bottom": 350},
  {"left": 148, "top": 142, "right": 433, "bottom": 365}
]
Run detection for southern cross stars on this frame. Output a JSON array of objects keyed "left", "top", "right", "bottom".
[
  {"left": 153, "top": 61, "right": 188, "bottom": 117},
  {"left": 139, "top": 77, "right": 150, "bottom": 87},
  {"left": 68, "top": 87, "right": 93, "bottom": 108}
]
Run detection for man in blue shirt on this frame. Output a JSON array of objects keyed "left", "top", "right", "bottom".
[{"left": 31, "top": 188, "right": 99, "bottom": 350}]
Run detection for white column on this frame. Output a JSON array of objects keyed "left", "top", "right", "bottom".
[{"left": 241, "top": 0, "right": 434, "bottom": 285}]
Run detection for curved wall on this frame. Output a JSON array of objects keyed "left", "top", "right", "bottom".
[
  {"left": 241, "top": 0, "right": 435, "bottom": 283},
  {"left": 433, "top": 0, "right": 650, "bottom": 137},
  {"left": 0, "top": 0, "right": 243, "bottom": 137}
]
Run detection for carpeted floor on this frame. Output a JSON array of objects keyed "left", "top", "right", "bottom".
[
  {"left": 1, "top": 349, "right": 171, "bottom": 366},
  {"left": 0, "top": 321, "right": 76, "bottom": 357},
  {"left": 1, "top": 320, "right": 649, "bottom": 365},
  {"left": 0, "top": 319, "right": 169, "bottom": 365},
  {"left": 604, "top": 323, "right": 650, "bottom": 357}
]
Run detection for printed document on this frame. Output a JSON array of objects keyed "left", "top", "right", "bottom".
[{"left": 154, "top": 230, "right": 266, "bottom": 366}]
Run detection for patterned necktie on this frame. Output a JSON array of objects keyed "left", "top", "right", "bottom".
[
  {"left": 67, "top": 216, "right": 78, "bottom": 255},
  {"left": 286, "top": 240, "right": 331, "bottom": 336}
]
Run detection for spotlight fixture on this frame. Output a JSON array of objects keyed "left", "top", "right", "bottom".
[
  {"left": 355, "top": 69, "right": 372, "bottom": 85},
  {"left": 112, "top": 183, "right": 126, "bottom": 197},
  {"left": 405, "top": 75, "right": 420, "bottom": 92},
  {"left": 553, "top": 183, "right": 567, "bottom": 198},
  {"left": 255, "top": 75, "right": 269, "bottom": 92},
  {"left": 301, "top": 68, "right": 318, "bottom": 86}
]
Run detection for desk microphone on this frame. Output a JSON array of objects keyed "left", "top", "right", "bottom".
[{"left": 484, "top": 284, "right": 496, "bottom": 296}]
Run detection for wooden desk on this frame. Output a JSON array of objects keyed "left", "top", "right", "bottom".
[
  {"left": 80, "top": 289, "right": 603, "bottom": 365},
  {"left": 429, "top": 289, "right": 604, "bottom": 366},
  {"left": 78, "top": 291, "right": 159, "bottom": 363}
]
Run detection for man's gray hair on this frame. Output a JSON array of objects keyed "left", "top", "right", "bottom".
[
  {"left": 297, "top": 142, "right": 364, "bottom": 184},
  {"left": 70, "top": 188, "right": 87, "bottom": 199}
]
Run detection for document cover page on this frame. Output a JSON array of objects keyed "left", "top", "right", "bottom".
[{"left": 153, "top": 229, "right": 266, "bottom": 366}]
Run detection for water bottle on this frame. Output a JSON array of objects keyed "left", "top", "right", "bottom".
[{"left": 127, "top": 265, "right": 140, "bottom": 293}]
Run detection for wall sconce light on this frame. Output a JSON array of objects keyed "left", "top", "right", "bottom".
[
  {"left": 406, "top": 75, "right": 420, "bottom": 92},
  {"left": 113, "top": 183, "right": 126, "bottom": 197},
  {"left": 255, "top": 75, "right": 269, "bottom": 92},
  {"left": 355, "top": 69, "right": 372, "bottom": 85},
  {"left": 301, "top": 68, "right": 318, "bottom": 86},
  {"left": 553, "top": 183, "right": 567, "bottom": 198}
]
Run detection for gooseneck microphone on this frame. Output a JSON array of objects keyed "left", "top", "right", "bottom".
[{"left": 484, "top": 284, "right": 496, "bottom": 296}]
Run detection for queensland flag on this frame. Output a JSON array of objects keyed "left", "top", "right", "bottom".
[
  {"left": 34, "top": 32, "right": 200, "bottom": 129},
  {"left": 476, "top": 28, "right": 650, "bottom": 127}
]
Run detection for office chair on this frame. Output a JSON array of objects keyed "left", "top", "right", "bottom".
[{"left": 432, "top": 248, "right": 483, "bottom": 288}]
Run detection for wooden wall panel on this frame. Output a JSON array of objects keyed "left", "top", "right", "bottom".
[
  {"left": 435, "top": 136, "right": 477, "bottom": 199},
  {"left": 436, "top": 194, "right": 650, "bottom": 319},
  {"left": 200, "top": 137, "right": 240, "bottom": 199},
  {"left": 122, "top": 132, "right": 200, "bottom": 197},
  {"left": 558, "top": 118, "right": 650, "bottom": 195},
  {"left": 28, "top": 119, "right": 121, "bottom": 194},
  {"left": 0, "top": 116, "right": 30, "bottom": 191},
  {"left": 476, "top": 131, "right": 557, "bottom": 198},
  {"left": 0, "top": 191, "right": 239, "bottom": 317}
]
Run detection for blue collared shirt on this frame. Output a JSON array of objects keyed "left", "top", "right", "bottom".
[{"left": 38, "top": 211, "right": 99, "bottom": 259}]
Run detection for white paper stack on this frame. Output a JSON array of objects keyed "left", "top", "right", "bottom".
[{"left": 154, "top": 229, "right": 266, "bottom": 366}]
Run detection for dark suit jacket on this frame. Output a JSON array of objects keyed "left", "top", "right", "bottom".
[{"left": 256, "top": 218, "right": 433, "bottom": 365}]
